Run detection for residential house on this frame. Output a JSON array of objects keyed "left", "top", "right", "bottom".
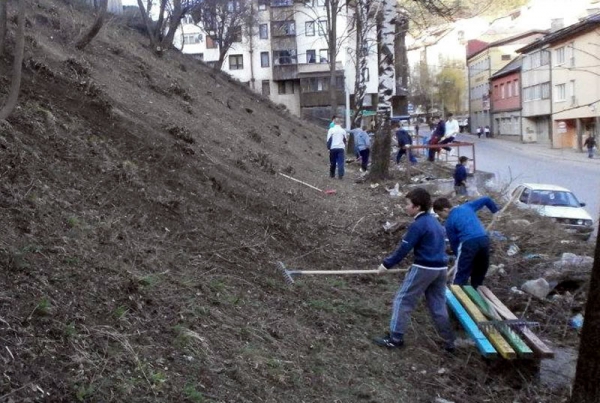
[
  {"left": 406, "top": 17, "right": 488, "bottom": 117},
  {"left": 173, "top": 0, "right": 381, "bottom": 125},
  {"left": 518, "top": 13, "right": 600, "bottom": 149},
  {"left": 467, "top": 31, "right": 545, "bottom": 133},
  {"left": 490, "top": 56, "right": 522, "bottom": 139}
]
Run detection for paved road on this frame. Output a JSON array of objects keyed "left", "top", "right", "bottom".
[{"left": 416, "top": 126, "right": 600, "bottom": 225}]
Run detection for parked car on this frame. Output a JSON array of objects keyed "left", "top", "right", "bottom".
[{"left": 510, "top": 183, "right": 594, "bottom": 240}]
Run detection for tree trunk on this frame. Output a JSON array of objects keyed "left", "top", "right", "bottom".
[
  {"left": 0, "top": 0, "right": 25, "bottom": 121},
  {"left": 351, "top": 0, "right": 369, "bottom": 128},
  {"left": 0, "top": 0, "right": 7, "bottom": 56},
  {"left": 75, "top": 0, "right": 108, "bottom": 50},
  {"left": 571, "top": 230, "right": 600, "bottom": 402},
  {"left": 136, "top": 0, "right": 158, "bottom": 50},
  {"left": 327, "top": 0, "right": 338, "bottom": 119},
  {"left": 159, "top": 0, "right": 185, "bottom": 55},
  {"left": 392, "top": 12, "right": 408, "bottom": 116},
  {"left": 367, "top": 0, "right": 395, "bottom": 181}
]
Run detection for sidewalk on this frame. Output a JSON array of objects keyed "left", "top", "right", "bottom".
[{"left": 457, "top": 133, "right": 600, "bottom": 166}]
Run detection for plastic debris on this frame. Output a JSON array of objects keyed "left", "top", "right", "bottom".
[
  {"left": 569, "top": 313, "right": 584, "bottom": 330},
  {"left": 510, "top": 286, "right": 525, "bottom": 295},
  {"left": 386, "top": 183, "right": 401, "bottom": 197},
  {"left": 521, "top": 278, "right": 551, "bottom": 299},
  {"left": 553, "top": 253, "right": 594, "bottom": 268},
  {"left": 489, "top": 230, "right": 507, "bottom": 241},
  {"left": 507, "top": 244, "right": 520, "bottom": 256}
]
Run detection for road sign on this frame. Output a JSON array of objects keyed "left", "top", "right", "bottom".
[{"left": 407, "top": 103, "right": 414, "bottom": 114}]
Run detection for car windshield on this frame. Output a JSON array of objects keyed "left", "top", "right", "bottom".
[{"left": 529, "top": 190, "right": 580, "bottom": 207}]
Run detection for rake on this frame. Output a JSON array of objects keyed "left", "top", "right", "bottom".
[
  {"left": 276, "top": 261, "right": 407, "bottom": 284},
  {"left": 477, "top": 319, "right": 540, "bottom": 332}
]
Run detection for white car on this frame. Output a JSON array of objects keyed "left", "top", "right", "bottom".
[{"left": 510, "top": 183, "right": 594, "bottom": 239}]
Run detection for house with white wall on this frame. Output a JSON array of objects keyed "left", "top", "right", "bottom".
[{"left": 173, "top": 0, "right": 380, "bottom": 126}]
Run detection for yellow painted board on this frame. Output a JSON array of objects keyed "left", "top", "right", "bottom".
[{"left": 450, "top": 285, "right": 516, "bottom": 360}]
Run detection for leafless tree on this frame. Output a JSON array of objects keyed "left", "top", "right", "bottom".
[
  {"left": 0, "top": 0, "right": 7, "bottom": 56},
  {"left": 191, "top": 0, "right": 253, "bottom": 70},
  {"left": 75, "top": 0, "right": 109, "bottom": 50},
  {"left": 0, "top": 0, "right": 25, "bottom": 121},
  {"left": 137, "top": 0, "right": 196, "bottom": 55}
]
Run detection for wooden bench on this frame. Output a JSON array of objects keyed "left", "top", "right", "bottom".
[{"left": 446, "top": 285, "right": 553, "bottom": 359}]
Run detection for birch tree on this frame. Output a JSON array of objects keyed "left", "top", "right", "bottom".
[
  {"left": 367, "top": 0, "right": 396, "bottom": 180},
  {"left": 0, "top": 0, "right": 25, "bottom": 121}
]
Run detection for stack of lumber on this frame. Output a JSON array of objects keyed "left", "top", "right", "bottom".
[{"left": 445, "top": 285, "right": 554, "bottom": 359}]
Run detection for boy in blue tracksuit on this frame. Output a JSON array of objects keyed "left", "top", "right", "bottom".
[
  {"left": 453, "top": 156, "right": 469, "bottom": 196},
  {"left": 374, "top": 188, "right": 455, "bottom": 351},
  {"left": 433, "top": 196, "right": 500, "bottom": 288},
  {"left": 353, "top": 127, "right": 371, "bottom": 172}
]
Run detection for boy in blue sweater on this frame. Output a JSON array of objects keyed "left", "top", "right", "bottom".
[
  {"left": 453, "top": 156, "right": 469, "bottom": 196},
  {"left": 374, "top": 188, "right": 455, "bottom": 351},
  {"left": 433, "top": 196, "right": 499, "bottom": 288}
]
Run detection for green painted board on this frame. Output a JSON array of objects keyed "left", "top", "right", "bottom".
[
  {"left": 445, "top": 288, "right": 497, "bottom": 358},
  {"left": 463, "top": 286, "right": 534, "bottom": 359}
]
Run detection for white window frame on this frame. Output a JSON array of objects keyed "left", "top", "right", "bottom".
[
  {"left": 306, "top": 21, "right": 315, "bottom": 36},
  {"left": 555, "top": 47, "right": 565, "bottom": 65},
  {"left": 259, "top": 24, "right": 268, "bottom": 39},
  {"left": 555, "top": 83, "right": 566, "bottom": 102}
]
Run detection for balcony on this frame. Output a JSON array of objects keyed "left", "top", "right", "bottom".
[
  {"left": 273, "top": 64, "right": 299, "bottom": 81},
  {"left": 298, "top": 61, "right": 343, "bottom": 75}
]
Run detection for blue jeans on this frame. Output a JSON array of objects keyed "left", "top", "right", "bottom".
[
  {"left": 396, "top": 149, "right": 417, "bottom": 164},
  {"left": 329, "top": 148, "right": 345, "bottom": 178},
  {"left": 588, "top": 147, "right": 594, "bottom": 158},
  {"left": 454, "top": 236, "right": 490, "bottom": 288},
  {"left": 389, "top": 266, "right": 455, "bottom": 347},
  {"left": 359, "top": 148, "right": 370, "bottom": 170}
]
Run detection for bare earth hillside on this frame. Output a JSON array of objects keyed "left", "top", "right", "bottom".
[{"left": 0, "top": 1, "right": 594, "bottom": 402}]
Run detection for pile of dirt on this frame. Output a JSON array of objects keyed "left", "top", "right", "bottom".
[{"left": 0, "top": 1, "right": 594, "bottom": 402}]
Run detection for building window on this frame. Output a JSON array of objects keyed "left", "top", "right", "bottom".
[
  {"left": 259, "top": 24, "right": 269, "bottom": 39},
  {"left": 555, "top": 83, "right": 566, "bottom": 101},
  {"left": 260, "top": 51, "right": 269, "bottom": 67},
  {"left": 273, "top": 20, "right": 295, "bottom": 37},
  {"left": 569, "top": 80, "right": 576, "bottom": 103},
  {"left": 318, "top": 19, "right": 327, "bottom": 36},
  {"left": 306, "top": 21, "right": 315, "bottom": 36},
  {"left": 262, "top": 80, "right": 270, "bottom": 96},
  {"left": 183, "top": 33, "right": 202, "bottom": 44},
  {"left": 361, "top": 67, "right": 369, "bottom": 81},
  {"left": 273, "top": 49, "right": 297, "bottom": 65},
  {"left": 319, "top": 49, "right": 329, "bottom": 63},
  {"left": 507, "top": 81, "right": 512, "bottom": 97},
  {"left": 229, "top": 54, "right": 244, "bottom": 70},
  {"left": 501, "top": 54, "right": 511, "bottom": 61},
  {"left": 568, "top": 42, "right": 575, "bottom": 66},
  {"left": 232, "top": 26, "right": 242, "bottom": 42},
  {"left": 271, "top": 0, "right": 293, "bottom": 6},
  {"left": 258, "top": 0, "right": 267, "bottom": 10},
  {"left": 541, "top": 82, "right": 550, "bottom": 99},
  {"left": 514, "top": 80, "right": 519, "bottom": 96},
  {"left": 302, "top": 77, "right": 328, "bottom": 92},
  {"left": 555, "top": 47, "right": 565, "bottom": 65},
  {"left": 501, "top": 84, "right": 505, "bottom": 99},
  {"left": 306, "top": 49, "right": 316, "bottom": 63},
  {"left": 278, "top": 80, "right": 294, "bottom": 94},
  {"left": 335, "top": 76, "right": 344, "bottom": 90},
  {"left": 206, "top": 36, "right": 217, "bottom": 49},
  {"left": 316, "top": 0, "right": 325, "bottom": 5}
]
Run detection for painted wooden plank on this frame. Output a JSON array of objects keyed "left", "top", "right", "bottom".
[
  {"left": 450, "top": 285, "right": 516, "bottom": 360},
  {"left": 479, "top": 286, "right": 554, "bottom": 359},
  {"left": 464, "top": 286, "right": 534, "bottom": 359},
  {"left": 445, "top": 288, "right": 498, "bottom": 358}
]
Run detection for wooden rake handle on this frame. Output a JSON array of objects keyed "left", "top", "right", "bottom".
[{"left": 289, "top": 268, "right": 407, "bottom": 275}]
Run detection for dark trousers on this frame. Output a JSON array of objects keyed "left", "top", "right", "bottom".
[
  {"left": 359, "top": 149, "right": 370, "bottom": 170},
  {"left": 439, "top": 136, "right": 455, "bottom": 152},
  {"left": 454, "top": 236, "right": 490, "bottom": 288},
  {"left": 396, "top": 149, "right": 417, "bottom": 164},
  {"left": 329, "top": 148, "right": 345, "bottom": 178}
]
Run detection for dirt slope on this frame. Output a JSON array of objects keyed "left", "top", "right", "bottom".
[{"left": 0, "top": 1, "right": 594, "bottom": 402}]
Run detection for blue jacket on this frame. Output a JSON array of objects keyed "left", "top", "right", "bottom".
[
  {"left": 383, "top": 212, "right": 448, "bottom": 269},
  {"left": 454, "top": 164, "right": 467, "bottom": 186},
  {"left": 354, "top": 130, "right": 371, "bottom": 151},
  {"left": 395, "top": 129, "right": 412, "bottom": 149},
  {"left": 445, "top": 197, "right": 500, "bottom": 254}
]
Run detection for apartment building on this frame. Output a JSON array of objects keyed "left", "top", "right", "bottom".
[
  {"left": 466, "top": 31, "right": 545, "bottom": 133},
  {"left": 490, "top": 56, "right": 522, "bottom": 139},
  {"left": 173, "top": 0, "right": 380, "bottom": 125},
  {"left": 518, "top": 13, "right": 600, "bottom": 149}
]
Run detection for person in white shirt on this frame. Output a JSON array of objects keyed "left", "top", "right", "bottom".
[
  {"left": 439, "top": 113, "right": 459, "bottom": 152},
  {"left": 326, "top": 117, "right": 348, "bottom": 179}
]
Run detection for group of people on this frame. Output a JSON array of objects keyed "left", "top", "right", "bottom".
[
  {"left": 476, "top": 126, "right": 491, "bottom": 138},
  {"left": 426, "top": 113, "right": 460, "bottom": 162},
  {"left": 326, "top": 116, "right": 372, "bottom": 179},
  {"left": 374, "top": 188, "right": 500, "bottom": 351}
]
